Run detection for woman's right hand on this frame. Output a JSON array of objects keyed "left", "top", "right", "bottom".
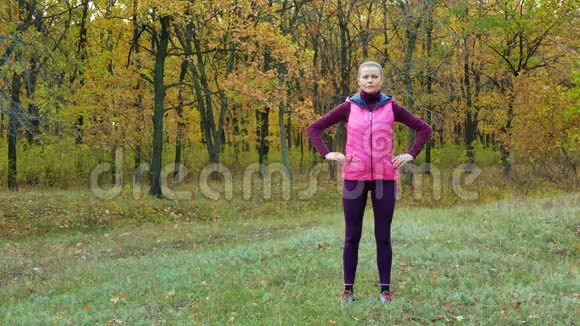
[{"left": 325, "top": 152, "right": 345, "bottom": 161}]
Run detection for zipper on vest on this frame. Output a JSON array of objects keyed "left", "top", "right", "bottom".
[{"left": 369, "top": 111, "right": 373, "bottom": 178}]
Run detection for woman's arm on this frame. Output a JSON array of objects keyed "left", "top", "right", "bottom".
[
  {"left": 307, "top": 102, "right": 350, "bottom": 159},
  {"left": 393, "top": 101, "right": 433, "bottom": 159}
]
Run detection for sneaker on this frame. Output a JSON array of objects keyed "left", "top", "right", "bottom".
[
  {"left": 341, "top": 289, "right": 354, "bottom": 303},
  {"left": 380, "top": 291, "right": 392, "bottom": 304}
]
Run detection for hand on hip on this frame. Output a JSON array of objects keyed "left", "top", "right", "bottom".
[{"left": 392, "top": 153, "right": 413, "bottom": 168}]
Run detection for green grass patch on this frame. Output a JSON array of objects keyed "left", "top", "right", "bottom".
[{"left": 0, "top": 191, "right": 577, "bottom": 324}]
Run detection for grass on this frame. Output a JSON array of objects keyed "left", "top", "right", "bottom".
[{"left": 0, "top": 187, "right": 578, "bottom": 325}]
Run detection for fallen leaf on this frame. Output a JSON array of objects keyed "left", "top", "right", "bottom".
[
  {"left": 105, "top": 318, "right": 124, "bottom": 326},
  {"left": 164, "top": 290, "right": 175, "bottom": 300},
  {"left": 110, "top": 291, "right": 128, "bottom": 304}
]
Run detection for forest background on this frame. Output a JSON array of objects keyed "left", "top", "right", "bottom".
[{"left": 0, "top": 0, "right": 578, "bottom": 197}]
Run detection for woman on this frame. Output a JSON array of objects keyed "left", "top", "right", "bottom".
[{"left": 308, "top": 61, "right": 432, "bottom": 304}]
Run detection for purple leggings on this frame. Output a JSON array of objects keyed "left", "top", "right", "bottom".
[{"left": 342, "top": 180, "right": 396, "bottom": 286}]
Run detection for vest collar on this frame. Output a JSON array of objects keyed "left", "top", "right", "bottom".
[{"left": 349, "top": 92, "right": 392, "bottom": 111}]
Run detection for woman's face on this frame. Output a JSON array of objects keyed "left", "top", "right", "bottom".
[{"left": 358, "top": 66, "right": 383, "bottom": 94}]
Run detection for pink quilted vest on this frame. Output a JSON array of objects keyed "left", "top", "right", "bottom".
[{"left": 342, "top": 94, "right": 399, "bottom": 181}]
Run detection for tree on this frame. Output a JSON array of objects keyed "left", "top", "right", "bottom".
[
  {"left": 1, "top": 0, "right": 72, "bottom": 189},
  {"left": 477, "top": 0, "right": 573, "bottom": 176},
  {"left": 149, "top": 14, "right": 172, "bottom": 197},
  {"left": 175, "top": 0, "right": 236, "bottom": 175},
  {"left": 391, "top": 0, "right": 424, "bottom": 183}
]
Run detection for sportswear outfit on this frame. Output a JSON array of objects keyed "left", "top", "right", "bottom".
[{"left": 308, "top": 90, "right": 432, "bottom": 290}]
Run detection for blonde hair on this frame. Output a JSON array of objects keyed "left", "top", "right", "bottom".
[{"left": 358, "top": 61, "right": 383, "bottom": 78}]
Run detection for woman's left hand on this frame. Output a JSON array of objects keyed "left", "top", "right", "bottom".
[{"left": 393, "top": 153, "right": 413, "bottom": 168}]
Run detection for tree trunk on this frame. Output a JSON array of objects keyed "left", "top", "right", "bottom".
[
  {"left": 287, "top": 108, "right": 292, "bottom": 150},
  {"left": 335, "top": 0, "right": 350, "bottom": 181},
  {"left": 424, "top": 2, "right": 434, "bottom": 174},
  {"left": 0, "top": 109, "right": 4, "bottom": 141},
  {"left": 454, "top": 122, "right": 462, "bottom": 145},
  {"left": 500, "top": 98, "right": 514, "bottom": 176},
  {"left": 215, "top": 43, "right": 235, "bottom": 160},
  {"left": 197, "top": 50, "right": 220, "bottom": 166},
  {"left": 361, "top": 2, "right": 374, "bottom": 60},
  {"left": 257, "top": 48, "right": 273, "bottom": 177},
  {"left": 8, "top": 72, "right": 22, "bottom": 190},
  {"left": 111, "top": 145, "right": 118, "bottom": 185},
  {"left": 278, "top": 76, "right": 292, "bottom": 179},
  {"left": 402, "top": 1, "right": 420, "bottom": 185},
  {"left": 135, "top": 144, "right": 142, "bottom": 183},
  {"left": 472, "top": 31, "right": 482, "bottom": 154},
  {"left": 258, "top": 108, "right": 270, "bottom": 176},
  {"left": 174, "top": 60, "right": 188, "bottom": 183},
  {"left": 464, "top": 35, "right": 476, "bottom": 168},
  {"left": 175, "top": 24, "right": 216, "bottom": 167},
  {"left": 381, "top": 0, "right": 390, "bottom": 63},
  {"left": 299, "top": 131, "right": 304, "bottom": 174},
  {"left": 132, "top": 0, "right": 144, "bottom": 184},
  {"left": 230, "top": 106, "right": 241, "bottom": 170},
  {"left": 74, "top": 0, "right": 90, "bottom": 144},
  {"left": 177, "top": 23, "right": 231, "bottom": 171},
  {"left": 24, "top": 55, "right": 40, "bottom": 145},
  {"left": 149, "top": 15, "right": 171, "bottom": 197},
  {"left": 425, "top": 112, "right": 432, "bottom": 172}
]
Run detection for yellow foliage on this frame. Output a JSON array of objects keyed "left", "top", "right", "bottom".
[{"left": 512, "top": 72, "right": 579, "bottom": 156}]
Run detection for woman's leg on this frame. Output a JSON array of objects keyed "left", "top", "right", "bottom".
[
  {"left": 370, "top": 180, "right": 396, "bottom": 287},
  {"left": 342, "top": 180, "right": 368, "bottom": 287}
]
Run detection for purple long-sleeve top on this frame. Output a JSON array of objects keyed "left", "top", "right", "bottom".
[{"left": 308, "top": 90, "right": 432, "bottom": 159}]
